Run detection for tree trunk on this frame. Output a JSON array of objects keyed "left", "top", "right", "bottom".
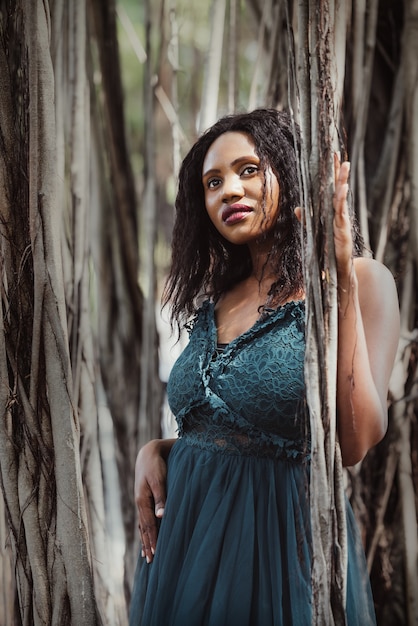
[
  {"left": 0, "top": 1, "right": 99, "bottom": 623},
  {"left": 88, "top": 0, "right": 147, "bottom": 606},
  {"left": 1, "top": 0, "right": 151, "bottom": 622},
  {"left": 199, "top": 0, "right": 227, "bottom": 131},
  {"left": 293, "top": 1, "right": 348, "bottom": 622}
]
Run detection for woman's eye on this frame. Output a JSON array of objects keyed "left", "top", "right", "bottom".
[
  {"left": 242, "top": 165, "right": 258, "bottom": 176},
  {"left": 207, "top": 178, "right": 220, "bottom": 189}
]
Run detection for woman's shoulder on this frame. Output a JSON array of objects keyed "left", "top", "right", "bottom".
[
  {"left": 353, "top": 255, "right": 389, "bottom": 274},
  {"left": 353, "top": 257, "right": 399, "bottom": 327},
  {"left": 353, "top": 257, "right": 397, "bottom": 298}
]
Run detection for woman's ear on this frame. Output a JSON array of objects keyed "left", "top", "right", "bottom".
[{"left": 294, "top": 206, "right": 303, "bottom": 223}]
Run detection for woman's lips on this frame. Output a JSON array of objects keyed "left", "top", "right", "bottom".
[{"left": 222, "top": 204, "right": 252, "bottom": 224}]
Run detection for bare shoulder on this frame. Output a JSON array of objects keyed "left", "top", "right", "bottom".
[
  {"left": 353, "top": 256, "right": 395, "bottom": 283},
  {"left": 353, "top": 257, "right": 399, "bottom": 336},
  {"left": 352, "top": 257, "right": 400, "bottom": 399},
  {"left": 353, "top": 257, "right": 398, "bottom": 304}
]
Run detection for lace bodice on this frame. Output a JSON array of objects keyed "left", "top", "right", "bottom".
[{"left": 167, "top": 299, "right": 309, "bottom": 460}]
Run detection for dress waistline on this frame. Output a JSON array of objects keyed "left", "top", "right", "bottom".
[{"left": 180, "top": 428, "right": 310, "bottom": 462}]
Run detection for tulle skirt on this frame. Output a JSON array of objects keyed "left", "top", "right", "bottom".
[{"left": 129, "top": 438, "right": 376, "bottom": 626}]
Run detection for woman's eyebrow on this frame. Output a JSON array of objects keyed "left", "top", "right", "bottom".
[{"left": 202, "top": 156, "right": 259, "bottom": 178}]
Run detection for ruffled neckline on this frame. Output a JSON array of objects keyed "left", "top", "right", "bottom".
[{"left": 200, "top": 298, "right": 305, "bottom": 356}]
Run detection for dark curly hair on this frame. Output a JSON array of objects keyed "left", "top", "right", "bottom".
[{"left": 163, "top": 108, "right": 305, "bottom": 327}]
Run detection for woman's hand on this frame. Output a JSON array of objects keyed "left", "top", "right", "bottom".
[
  {"left": 333, "top": 154, "right": 353, "bottom": 280},
  {"left": 135, "top": 438, "right": 175, "bottom": 564},
  {"left": 294, "top": 153, "right": 353, "bottom": 278}
]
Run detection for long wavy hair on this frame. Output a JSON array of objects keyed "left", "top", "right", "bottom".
[{"left": 163, "top": 108, "right": 363, "bottom": 327}]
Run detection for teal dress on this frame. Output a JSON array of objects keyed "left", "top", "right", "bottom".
[{"left": 129, "top": 300, "right": 376, "bottom": 625}]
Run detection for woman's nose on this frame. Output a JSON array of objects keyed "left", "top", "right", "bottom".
[{"left": 222, "top": 174, "right": 244, "bottom": 202}]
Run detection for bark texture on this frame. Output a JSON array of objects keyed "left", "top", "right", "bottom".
[
  {"left": 0, "top": 2, "right": 99, "bottom": 623},
  {"left": 0, "top": 0, "right": 157, "bottom": 623},
  {"left": 293, "top": 1, "right": 348, "bottom": 622}
]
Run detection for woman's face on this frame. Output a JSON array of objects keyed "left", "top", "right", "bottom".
[{"left": 202, "top": 131, "right": 280, "bottom": 247}]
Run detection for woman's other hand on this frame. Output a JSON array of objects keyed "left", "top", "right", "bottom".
[{"left": 135, "top": 438, "right": 175, "bottom": 564}]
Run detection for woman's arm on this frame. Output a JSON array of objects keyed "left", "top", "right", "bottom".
[
  {"left": 333, "top": 158, "right": 400, "bottom": 466},
  {"left": 135, "top": 438, "right": 176, "bottom": 563},
  {"left": 337, "top": 257, "right": 399, "bottom": 465}
]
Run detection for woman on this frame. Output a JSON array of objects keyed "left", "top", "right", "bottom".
[{"left": 129, "top": 109, "right": 399, "bottom": 625}]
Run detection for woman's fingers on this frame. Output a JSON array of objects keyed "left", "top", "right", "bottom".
[
  {"left": 134, "top": 442, "right": 168, "bottom": 564},
  {"left": 295, "top": 154, "right": 353, "bottom": 273},
  {"left": 334, "top": 151, "right": 341, "bottom": 189},
  {"left": 333, "top": 155, "right": 353, "bottom": 273},
  {"left": 137, "top": 483, "right": 161, "bottom": 563},
  {"left": 333, "top": 159, "right": 350, "bottom": 225},
  {"left": 333, "top": 155, "right": 350, "bottom": 209}
]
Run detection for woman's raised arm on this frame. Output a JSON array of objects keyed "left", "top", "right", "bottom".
[{"left": 333, "top": 157, "right": 399, "bottom": 465}]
